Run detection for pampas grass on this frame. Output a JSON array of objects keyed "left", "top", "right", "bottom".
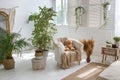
[{"left": 80, "top": 39, "right": 94, "bottom": 63}]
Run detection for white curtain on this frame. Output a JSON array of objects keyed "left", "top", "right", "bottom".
[
  {"left": 115, "top": 0, "right": 120, "bottom": 36},
  {"left": 52, "top": 0, "right": 67, "bottom": 25},
  {"left": 9, "top": 8, "right": 16, "bottom": 31}
]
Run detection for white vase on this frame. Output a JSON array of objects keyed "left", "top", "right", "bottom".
[
  {"left": 115, "top": 41, "right": 119, "bottom": 48},
  {"left": 106, "top": 44, "right": 112, "bottom": 48},
  {"left": 43, "top": 50, "right": 48, "bottom": 61}
]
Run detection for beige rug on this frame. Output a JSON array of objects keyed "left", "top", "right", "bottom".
[{"left": 62, "top": 62, "right": 108, "bottom": 80}]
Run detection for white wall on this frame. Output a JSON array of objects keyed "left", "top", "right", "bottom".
[
  {"left": 0, "top": 0, "right": 115, "bottom": 56},
  {"left": 0, "top": 0, "right": 52, "bottom": 38},
  {"left": 55, "top": 26, "right": 114, "bottom": 56}
]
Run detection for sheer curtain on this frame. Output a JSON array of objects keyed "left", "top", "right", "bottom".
[
  {"left": 115, "top": 0, "right": 120, "bottom": 36},
  {"left": 52, "top": 0, "right": 68, "bottom": 25}
]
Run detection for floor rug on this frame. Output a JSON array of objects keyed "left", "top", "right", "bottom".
[{"left": 62, "top": 62, "right": 108, "bottom": 80}]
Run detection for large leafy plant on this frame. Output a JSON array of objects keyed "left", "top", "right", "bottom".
[
  {"left": 0, "top": 32, "right": 28, "bottom": 60},
  {"left": 28, "top": 6, "right": 57, "bottom": 51}
]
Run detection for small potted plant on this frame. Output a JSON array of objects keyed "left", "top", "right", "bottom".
[
  {"left": 106, "top": 40, "right": 112, "bottom": 48},
  {"left": 0, "top": 32, "right": 28, "bottom": 69},
  {"left": 113, "top": 36, "right": 120, "bottom": 47}
]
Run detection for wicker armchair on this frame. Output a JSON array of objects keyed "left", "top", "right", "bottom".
[{"left": 53, "top": 37, "right": 84, "bottom": 69}]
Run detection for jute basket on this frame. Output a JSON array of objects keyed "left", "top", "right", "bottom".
[
  {"left": 3, "top": 58, "right": 15, "bottom": 69},
  {"left": 32, "top": 57, "right": 45, "bottom": 70}
]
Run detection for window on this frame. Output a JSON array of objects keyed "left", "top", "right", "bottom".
[
  {"left": 115, "top": 0, "right": 120, "bottom": 36},
  {"left": 52, "top": 0, "right": 68, "bottom": 25}
]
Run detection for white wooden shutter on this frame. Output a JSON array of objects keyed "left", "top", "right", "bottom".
[{"left": 88, "top": 0, "right": 102, "bottom": 28}]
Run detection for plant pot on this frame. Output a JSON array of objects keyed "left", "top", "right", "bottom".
[
  {"left": 43, "top": 50, "right": 48, "bottom": 61},
  {"left": 31, "top": 57, "right": 45, "bottom": 70},
  {"left": 106, "top": 44, "right": 112, "bottom": 48},
  {"left": 0, "top": 60, "right": 3, "bottom": 64},
  {"left": 86, "top": 53, "right": 91, "bottom": 63},
  {"left": 86, "top": 57, "right": 91, "bottom": 63},
  {"left": 35, "top": 50, "right": 43, "bottom": 57},
  {"left": 3, "top": 58, "right": 15, "bottom": 70},
  {"left": 114, "top": 41, "right": 119, "bottom": 48},
  {"left": 112, "top": 44, "right": 118, "bottom": 48}
]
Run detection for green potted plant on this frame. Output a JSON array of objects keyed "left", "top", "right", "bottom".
[
  {"left": 28, "top": 6, "right": 57, "bottom": 56},
  {"left": 113, "top": 36, "right": 120, "bottom": 42},
  {"left": 106, "top": 40, "right": 112, "bottom": 48},
  {"left": 0, "top": 32, "right": 28, "bottom": 69},
  {"left": 113, "top": 36, "right": 120, "bottom": 47}
]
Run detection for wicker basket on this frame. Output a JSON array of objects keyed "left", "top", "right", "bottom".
[
  {"left": 3, "top": 58, "right": 15, "bottom": 69},
  {"left": 31, "top": 57, "right": 45, "bottom": 70}
]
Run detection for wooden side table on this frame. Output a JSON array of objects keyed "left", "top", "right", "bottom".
[{"left": 101, "top": 47, "right": 119, "bottom": 63}]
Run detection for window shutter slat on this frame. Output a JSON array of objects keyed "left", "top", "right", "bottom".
[{"left": 88, "top": 0, "right": 101, "bottom": 27}]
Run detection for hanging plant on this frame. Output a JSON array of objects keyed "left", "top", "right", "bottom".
[
  {"left": 103, "top": 2, "right": 110, "bottom": 21},
  {"left": 75, "top": 6, "right": 85, "bottom": 29},
  {"left": 100, "top": 2, "right": 110, "bottom": 28},
  {"left": 103, "top": 2, "right": 110, "bottom": 9}
]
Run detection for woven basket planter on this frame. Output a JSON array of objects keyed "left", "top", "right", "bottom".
[
  {"left": 3, "top": 58, "right": 15, "bottom": 70},
  {"left": 32, "top": 57, "right": 45, "bottom": 70}
]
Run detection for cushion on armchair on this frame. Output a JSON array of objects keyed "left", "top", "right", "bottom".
[{"left": 64, "top": 39, "right": 75, "bottom": 51}]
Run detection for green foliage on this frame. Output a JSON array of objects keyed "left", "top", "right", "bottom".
[
  {"left": 75, "top": 6, "right": 85, "bottom": 16},
  {"left": 113, "top": 36, "right": 120, "bottom": 42},
  {"left": 102, "top": 2, "right": 110, "bottom": 20},
  {"left": 28, "top": 6, "right": 57, "bottom": 50},
  {"left": 106, "top": 40, "right": 112, "bottom": 44},
  {"left": 0, "top": 32, "right": 29, "bottom": 60},
  {"left": 102, "top": 2, "right": 110, "bottom": 8}
]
